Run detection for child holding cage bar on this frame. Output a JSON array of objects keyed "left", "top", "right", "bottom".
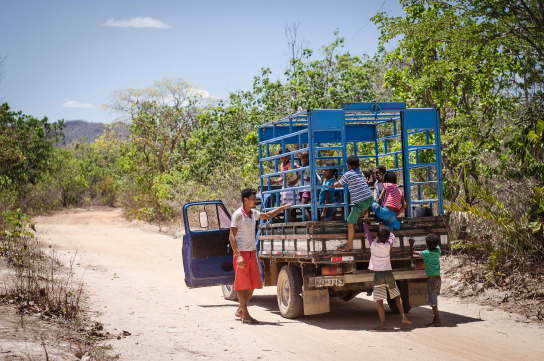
[{"left": 269, "top": 148, "right": 300, "bottom": 222}]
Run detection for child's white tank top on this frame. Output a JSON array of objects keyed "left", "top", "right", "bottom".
[{"left": 369, "top": 242, "right": 392, "bottom": 271}]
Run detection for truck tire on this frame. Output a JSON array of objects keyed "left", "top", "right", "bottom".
[
  {"left": 277, "top": 265, "right": 304, "bottom": 319},
  {"left": 221, "top": 284, "right": 238, "bottom": 301},
  {"left": 387, "top": 280, "right": 411, "bottom": 314}
]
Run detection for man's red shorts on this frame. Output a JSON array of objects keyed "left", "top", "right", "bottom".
[{"left": 233, "top": 250, "right": 263, "bottom": 291}]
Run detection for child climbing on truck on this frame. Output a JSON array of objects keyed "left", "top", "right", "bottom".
[
  {"left": 365, "top": 221, "right": 412, "bottom": 330},
  {"left": 334, "top": 155, "right": 373, "bottom": 252},
  {"left": 372, "top": 171, "right": 406, "bottom": 231}
]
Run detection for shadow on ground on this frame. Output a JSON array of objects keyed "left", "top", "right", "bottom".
[{"left": 200, "top": 294, "right": 482, "bottom": 331}]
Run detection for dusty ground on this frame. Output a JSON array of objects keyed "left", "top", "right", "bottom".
[
  {"left": 0, "top": 302, "right": 80, "bottom": 361},
  {"left": 29, "top": 209, "right": 544, "bottom": 361}
]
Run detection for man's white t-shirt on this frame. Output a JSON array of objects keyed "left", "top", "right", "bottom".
[{"left": 230, "top": 207, "right": 261, "bottom": 252}]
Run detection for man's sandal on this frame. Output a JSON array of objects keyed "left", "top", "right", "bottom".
[{"left": 242, "top": 318, "right": 259, "bottom": 324}]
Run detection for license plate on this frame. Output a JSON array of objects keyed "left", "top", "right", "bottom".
[{"left": 315, "top": 276, "right": 344, "bottom": 287}]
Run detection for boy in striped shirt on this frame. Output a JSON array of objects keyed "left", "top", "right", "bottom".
[{"left": 333, "top": 155, "right": 373, "bottom": 252}]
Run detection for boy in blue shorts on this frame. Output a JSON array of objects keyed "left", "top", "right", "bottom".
[
  {"left": 409, "top": 234, "right": 442, "bottom": 326},
  {"left": 333, "top": 155, "right": 373, "bottom": 252}
]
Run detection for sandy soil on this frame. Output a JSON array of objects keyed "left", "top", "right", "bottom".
[
  {"left": 34, "top": 209, "right": 544, "bottom": 361},
  {"left": 0, "top": 303, "right": 79, "bottom": 361}
]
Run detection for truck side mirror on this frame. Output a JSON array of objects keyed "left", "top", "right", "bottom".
[{"left": 199, "top": 211, "right": 209, "bottom": 229}]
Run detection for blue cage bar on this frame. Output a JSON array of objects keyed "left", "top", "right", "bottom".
[{"left": 258, "top": 102, "right": 444, "bottom": 222}]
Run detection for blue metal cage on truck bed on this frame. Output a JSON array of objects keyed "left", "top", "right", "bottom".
[{"left": 258, "top": 102, "right": 444, "bottom": 222}]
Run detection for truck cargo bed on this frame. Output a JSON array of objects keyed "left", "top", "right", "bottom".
[{"left": 258, "top": 215, "right": 449, "bottom": 262}]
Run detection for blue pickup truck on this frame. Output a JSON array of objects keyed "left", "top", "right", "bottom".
[{"left": 182, "top": 102, "right": 449, "bottom": 319}]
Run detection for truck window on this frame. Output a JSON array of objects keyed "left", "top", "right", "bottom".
[
  {"left": 186, "top": 203, "right": 230, "bottom": 232},
  {"left": 218, "top": 205, "right": 231, "bottom": 229}
]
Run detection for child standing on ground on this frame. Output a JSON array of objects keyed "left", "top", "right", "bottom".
[
  {"left": 372, "top": 171, "right": 406, "bottom": 231},
  {"left": 270, "top": 149, "right": 300, "bottom": 222},
  {"left": 409, "top": 234, "right": 442, "bottom": 327},
  {"left": 333, "top": 155, "right": 373, "bottom": 252},
  {"left": 365, "top": 222, "right": 411, "bottom": 330},
  {"left": 319, "top": 162, "right": 337, "bottom": 220}
]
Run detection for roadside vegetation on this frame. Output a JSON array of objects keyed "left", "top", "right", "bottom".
[{"left": 1, "top": 0, "right": 543, "bottom": 319}]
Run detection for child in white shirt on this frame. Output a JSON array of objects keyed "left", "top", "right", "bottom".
[{"left": 365, "top": 221, "right": 411, "bottom": 330}]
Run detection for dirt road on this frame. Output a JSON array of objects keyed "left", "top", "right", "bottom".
[{"left": 36, "top": 209, "right": 544, "bottom": 361}]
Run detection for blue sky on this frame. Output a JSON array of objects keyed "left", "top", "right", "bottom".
[{"left": 0, "top": 0, "right": 404, "bottom": 123}]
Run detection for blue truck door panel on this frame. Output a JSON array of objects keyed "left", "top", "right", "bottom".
[{"left": 182, "top": 201, "right": 235, "bottom": 288}]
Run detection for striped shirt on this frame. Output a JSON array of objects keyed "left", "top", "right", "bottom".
[
  {"left": 383, "top": 183, "right": 402, "bottom": 211},
  {"left": 338, "top": 168, "right": 372, "bottom": 204},
  {"left": 230, "top": 207, "right": 261, "bottom": 251}
]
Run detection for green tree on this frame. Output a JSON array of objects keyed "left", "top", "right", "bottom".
[
  {"left": 0, "top": 102, "right": 65, "bottom": 192},
  {"left": 104, "top": 78, "right": 215, "bottom": 174},
  {"left": 372, "top": 1, "right": 519, "bottom": 203}
]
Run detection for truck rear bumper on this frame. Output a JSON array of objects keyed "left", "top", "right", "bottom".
[{"left": 309, "top": 269, "right": 427, "bottom": 288}]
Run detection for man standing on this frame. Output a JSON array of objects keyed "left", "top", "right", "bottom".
[{"left": 229, "top": 188, "right": 291, "bottom": 324}]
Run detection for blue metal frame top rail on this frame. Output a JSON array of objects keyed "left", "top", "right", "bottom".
[{"left": 258, "top": 102, "right": 444, "bottom": 222}]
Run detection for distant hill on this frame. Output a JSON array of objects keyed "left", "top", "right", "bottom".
[{"left": 63, "top": 120, "right": 107, "bottom": 144}]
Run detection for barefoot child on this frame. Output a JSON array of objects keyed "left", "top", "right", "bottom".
[
  {"left": 333, "top": 155, "right": 373, "bottom": 252},
  {"left": 409, "top": 234, "right": 442, "bottom": 327},
  {"left": 319, "top": 162, "right": 337, "bottom": 220},
  {"left": 372, "top": 171, "right": 406, "bottom": 231},
  {"left": 270, "top": 149, "right": 300, "bottom": 222},
  {"left": 365, "top": 222, "right": 411, "bottom": 330}
]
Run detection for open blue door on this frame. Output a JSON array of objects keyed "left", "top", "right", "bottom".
[{"left": 182, "top": 201, "right": 235, "bottom": 288}]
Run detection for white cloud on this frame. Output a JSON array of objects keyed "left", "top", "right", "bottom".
[
  {"left": 101, "top": 17, "right": 171, "bottom": 29},
  {"left": 63, "top": 101, "right": 93, "bottom": 108},
  {"left": 190, "top": 89, "right": 214, "bottom": 98}
]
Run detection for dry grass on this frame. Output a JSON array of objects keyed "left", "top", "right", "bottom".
[
  {"left": 0, "top": 210, "right": 116, "bottom": 360},
  {"left": 0, "top": 212, "right": 83, "bottom": 320},
  {"left": 442, "top": 255, "right": 544, "bottom": 322},
  {"left": 447, "top": 177, "right": 544, "bottom": 280}
]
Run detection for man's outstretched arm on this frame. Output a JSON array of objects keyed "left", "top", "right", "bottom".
[{"left": 258, "top": 203, "right": 292, "bottom": 220}]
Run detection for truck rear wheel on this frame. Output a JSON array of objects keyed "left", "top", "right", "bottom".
[
  {"left": 277, "top": 265, "right": 304, "bottom": 319},
  {"left": 221, "top": 284, "right": 238, "bottom": 301},
  {"left": 387, "top": 280, "right": 411, "bottom": 314}
]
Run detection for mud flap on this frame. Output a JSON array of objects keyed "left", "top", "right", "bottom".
[
  {"left": 303, "top": 289, "right": 330, "bottom": 315},
  {"left": 408, "top": 282, "right": 428, "bottom": 307}
]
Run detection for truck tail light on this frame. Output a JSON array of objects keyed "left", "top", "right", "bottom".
[{"left": 321, "top": 266, "right": 342, "bottom": 275}]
